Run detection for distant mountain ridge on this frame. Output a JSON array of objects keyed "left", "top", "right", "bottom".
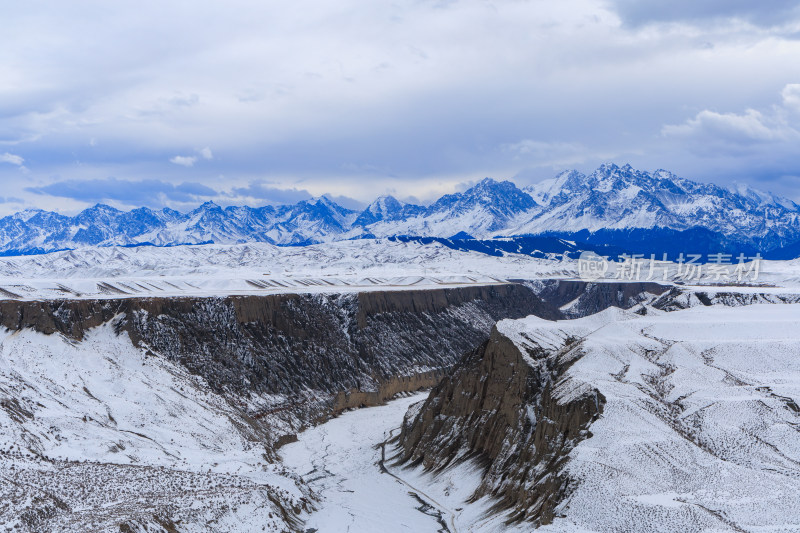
[{"left": 3, "top": 163, "right": 800, "bottom": 256}]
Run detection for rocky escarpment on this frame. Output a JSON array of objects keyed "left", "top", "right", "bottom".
[
  {"left": 528, "top": 279, "right": 800, "bottom": 317},
  {"left": 651, "top": 285, "right": 800, "bottom": 311},
  {"left": 524, "top": 279, "right": 670, "bottom": 317},
  {"left": 397, "top": 325, "right": 604, "bottom": 526},
  {"left": 0, "top": 284, "right": 560, "bottom": 437}
]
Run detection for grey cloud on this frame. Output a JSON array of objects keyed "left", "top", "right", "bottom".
[
  {"left": 232, "top": 181, "right": 313, "bottom": 204},
  {"left": 652, "top": 85, "right": 800, "bottom": 199},
  {"left": 321, "top": 194, "right": 366, "bottom": 210},
  {"left": 607, "top": 0, "right": 800, "bottom": 27},
  {"left": 0, "top": 196, "right": 24, "bottom": 204},
  {"left": 230, "top": 181, "right": 364, "bottom": 209},
  {"left": 26, "top": 178, "right": 219, "bottom": 206}
]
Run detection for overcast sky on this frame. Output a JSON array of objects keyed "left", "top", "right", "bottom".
[{"left": 1, "top": 0, "right": 799, "bottom": 214}]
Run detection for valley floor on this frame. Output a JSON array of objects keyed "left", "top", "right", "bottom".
[
  {"left": 281, "top": 393, "right": 452, "bottom": 533},
  {"left": 281, "top": 393, "right": 530, "bottom": 533}
]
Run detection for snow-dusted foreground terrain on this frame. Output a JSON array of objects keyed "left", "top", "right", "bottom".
[
  {"left": 3, "top": 235, "right": 800, "bottom": 531},
  {"left": 2, "top": 298, "right": 799, "bottom": 531},
  {"left": 0, "top": 324, "right": 311, "bottom": 531}
]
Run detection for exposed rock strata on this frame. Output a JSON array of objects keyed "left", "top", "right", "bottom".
[
  {"left": 524, "top": 279, "right": 669, "bottom": 317},
  {"left": 398, "top": 326, "right": 604, "bottom": 526},
  {"left": 0, "top": 284, "right": 559, "bottom": 437},
  {"left": 651, "top": 285, "right": 800, "bottom": 310}
]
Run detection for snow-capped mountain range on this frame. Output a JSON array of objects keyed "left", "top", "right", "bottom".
[{"left": 3, "top": 163, "right": 800, "bottom": 256}]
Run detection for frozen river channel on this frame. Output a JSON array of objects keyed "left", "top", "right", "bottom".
[{"left": 280, "top": 392, "right": 458, "bottom": 532}]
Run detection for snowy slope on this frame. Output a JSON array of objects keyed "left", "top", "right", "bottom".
[
  {"left": 496, "top": 305, "right": 800, "bottom": 532},
  {"left": 283, "top": 303, "right": 800, "bottom": 532},
  {"left": 0, "top": 322, "right": 310, "bottom": 531}
]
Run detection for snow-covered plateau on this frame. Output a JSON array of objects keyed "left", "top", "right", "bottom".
[
  {"left": 1, "top": 238, "right": 800, "bottom": 300},
  {"left": 0, "top": 239, "right": 571, "bottom": 300}
]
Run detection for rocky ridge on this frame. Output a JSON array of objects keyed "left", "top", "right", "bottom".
[
  {"left": 396, "top": 282, "right": 800, "bottom": 529},
  {"left": 3, "top": 163, "right": 800, "bottom": 254},
  {"left": 398, "top": 326, "right": 605, "bottom": 525}
]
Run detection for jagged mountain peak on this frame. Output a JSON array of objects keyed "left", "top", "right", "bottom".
[
  {"left": 354, "top": 195, "right": 424, "bottom": 227},
  {"left": 84, "top": 202, "right": 120, "bottom": 211},
  {"left": 300, "top": 195, "right": 356, "bottom": 217},
  {"left": 467, "top": 177, "right": 523, "bottom": 195},
  {"left": 506, "top": 163, "right": 800, "bottom": 244},
  {"left": 1, "top": 163, "right": 799, "bottom": 254},
  {"left": 11, "top": 208, "right": 46, "bottom": 222},
  {"left": 196, "top": 200, "right": 223, "bottom": 211},
  {"left": 526, "top": 169, "right": 587, "bottom": 205},
  {"left": 370, "top": 194, "right": 403, "bottom": 210},
  {"left": 731, "top": 182, "right": 799, "bottom": 210},
  {"left": 362, "top": 195, "right": 406, "bottom": 219},
  {"left": 430, "top": 177, "right": 536, "bottom": 213},
  {"left": 76, "top": 203, "right": 123, "bottom": 219}
]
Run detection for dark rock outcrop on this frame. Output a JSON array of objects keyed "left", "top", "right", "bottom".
[
  {"left": 0, "top": 284, "right": 560, "bottom": 435},
  {"left": 524, "top": 279, "right": 670, "bottom": 317},
  {"left": 398, "top": 326, "right": 604, "bottom": 526},
  {"left": 651, "top": 286, "right": 800, "bottom": 311}
]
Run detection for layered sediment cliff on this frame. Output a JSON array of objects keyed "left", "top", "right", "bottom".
[
  {"left": 395, "top": 284, "right": 800, "bottom": 530},
  {"left": 398, "top": 325, "right": 604, "bottom": 526},
  {"left": 524, "top": 279, "right": 670, "bottom": 317},
  {"left": 0, "top": 284, "right": 559, "bottom": 435}
]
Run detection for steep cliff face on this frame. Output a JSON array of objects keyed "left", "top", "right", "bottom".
[
  {"left": 398, "top": 326, "right": 604, "bottom": 526},
  {"left": 651, "top": 285, "right": 800, "bottom": 310},
  {"left": 0, "top": 284, "right": 560, "bottom": 433},
  {"left": 525, "top": 279, "right": 670, "bottom": 317},
  {"left": 397, "top": 295, "right": 800, "bottom": 531},
  {"left": 0, "top": 284, "right": 560, "bottom": 532}
]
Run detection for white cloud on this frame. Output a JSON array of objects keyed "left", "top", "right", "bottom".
[
  {"left": 169, "top": 155, "right": 197, "bottom": 167},
  {"left": 169, "top": 148, "right": 211, "bottom": 167},
  {"left": 782, "top": 84, "right": 800, "bottom": 113},
  {"left": 504, "top": 140, "right": 583, "bottom": 157},
  {"left": 662, "top": 85, "right": 800, "bottom": 152},
  {"left": 0, "top": 152, "right": 24, "bottom": 166},
  {"left": 662, "top": 109, "right": 790, "bottom": 145},
  {"left": 502, "top": 139, "right": 621, "bottom": 172},
  {"left": 652, "top": 85, "right": 800, "bottom": 197}
]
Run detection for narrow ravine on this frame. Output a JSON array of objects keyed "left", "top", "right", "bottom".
[
  {"left": 280, "top": 393, "right": 453, "bottom": 533},
  {"left": 378, "top": 427, "right": 458, "bottom": 533}
]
